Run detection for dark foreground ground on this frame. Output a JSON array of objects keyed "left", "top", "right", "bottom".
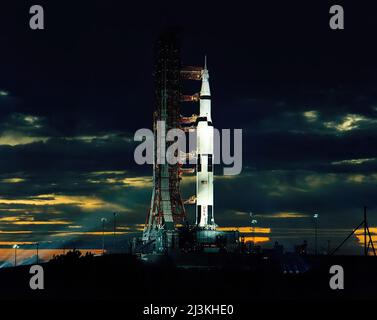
[{"left": 0, "top": 252, "right": 376, "bottom": 302}]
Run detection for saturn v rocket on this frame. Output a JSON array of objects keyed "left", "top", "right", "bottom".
[{"left": 196, "top": 58, "right": 216, "bottom": 229}]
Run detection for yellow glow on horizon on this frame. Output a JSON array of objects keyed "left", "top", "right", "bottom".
[
  {"left": 0, "top": 249, "right": 103, "bottom": 264},
  {"left": 218, "top": 226, "right": 271, "bottom": 234},
  {"left": 241, "top": 236, "right": 270, "bottom": 244}
]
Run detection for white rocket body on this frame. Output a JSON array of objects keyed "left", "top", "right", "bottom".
[{"left": 196, "top": 59, "right": 215, "bottom": 229}]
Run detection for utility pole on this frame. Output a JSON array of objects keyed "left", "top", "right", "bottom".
[
  {"left": 101, "top": 217, "right": 107, "bottom": 255},
  {"left": 314, "top": 214, "right": 319, "bottom": 255},
  {"left": 364, "top": 206, "right": 367, "bottom": 257},
  {"left": 113, "top": 212, "right": 117, "bottom": 253},
  {"left": 249, "top": 212, "right": 257, "bottom": 250},
  {"left": 13, "top": 244, "right": 19, "bottom": 267}
]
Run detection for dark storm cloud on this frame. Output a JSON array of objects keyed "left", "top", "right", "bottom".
[
  {"left": 0, "top": 135, "right": 144, "bottom": 176},
  {"left": 243, "top": 129, "right": 377, "bottom": 172},
  {"left": 214, "top": 170, "right": 377, "bottom": 223}
]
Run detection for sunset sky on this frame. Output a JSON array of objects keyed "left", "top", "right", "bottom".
[{"left": 0, "top": 1, "right": 377, "bottom": 264}]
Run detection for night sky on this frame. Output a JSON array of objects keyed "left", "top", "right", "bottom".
[{"left": 0, "top": 0, "right": 377, "bottom": 264}]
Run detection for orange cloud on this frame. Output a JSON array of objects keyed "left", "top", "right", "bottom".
[
  {"left": 13, "top": 220, "right": 70, "bottom": 225},
  {"left": 51, "top": 231, "right": 130, "bottom": 237},
  {"left": 355, "top": 227, "right": 377, "bottom": 235},
  {"left": 0, "top": 216, "right": 71, "bottom": 225},
  {"left": 0, "top": 231, "right": 33, "bottom": 234},
  {"left": 0, "top": 194, "right": 127, "bottom": 212},
  {"left": 0, "top": 241, "right": 35, "bottom": 245}
]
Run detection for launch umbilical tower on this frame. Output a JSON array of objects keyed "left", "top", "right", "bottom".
[{"left": 142, "top": 32, "right": 187, "bottom": 250}]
